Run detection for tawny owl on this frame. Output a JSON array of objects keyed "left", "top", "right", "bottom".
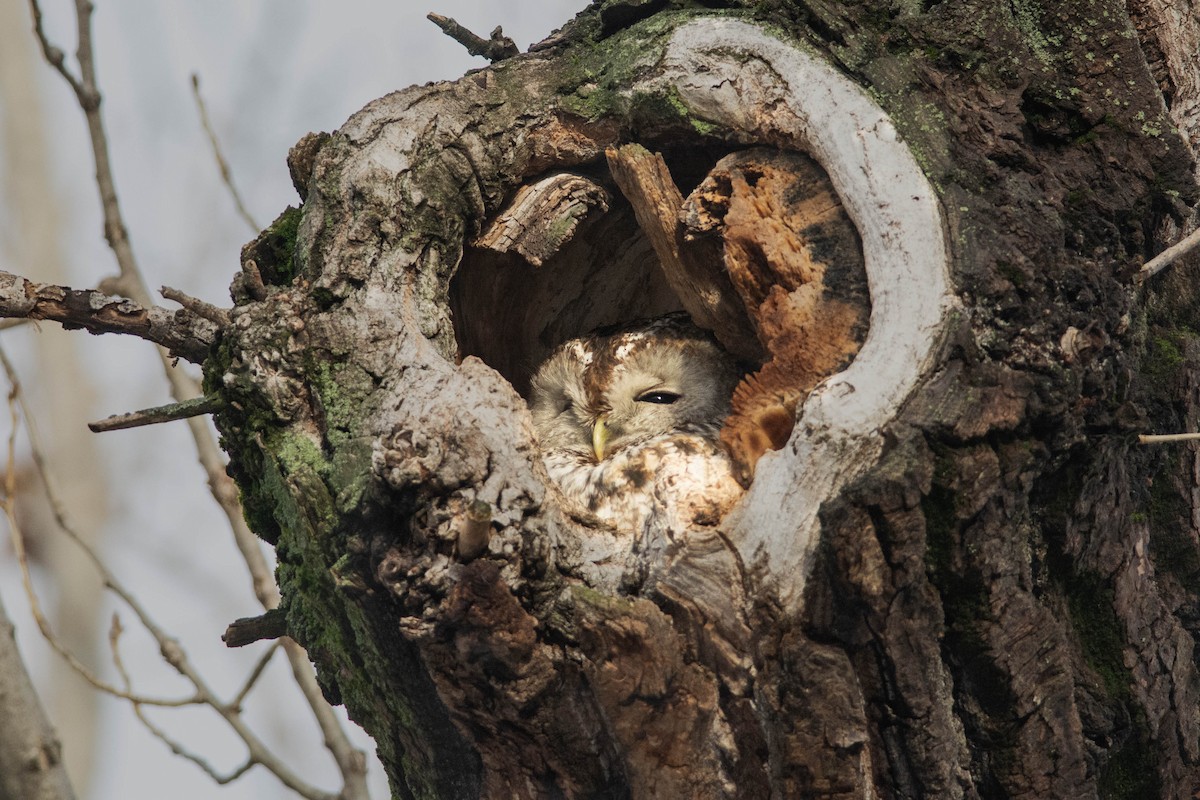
[{"left": 529, "top": 313, "right": 744, "bottom": 536}]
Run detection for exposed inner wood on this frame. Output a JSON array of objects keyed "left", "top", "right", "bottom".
[
  {"left": 473, "top": 173, "right": 612, "bottom": 268},
  {"left": 605, "top": 144, "right": 763, "bottom": 363},
  {"left": 680, "top": 149, "right": 869, "bottom": 481}
]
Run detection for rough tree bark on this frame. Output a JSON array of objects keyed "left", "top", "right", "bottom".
[
  {"left": 113, "top": 1, "right": 1200, "bottom": 798},
  {"left": 0, "top": 592, "right": 75, "bottom": 800}
]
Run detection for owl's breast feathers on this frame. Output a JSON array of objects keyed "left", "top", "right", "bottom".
[{"left": 543, "top": 428, "right": 741, "bottom": 536}]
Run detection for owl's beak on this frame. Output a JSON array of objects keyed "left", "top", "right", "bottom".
[{"left": 592, "top": 416, "right": 610, "bottom": 461}]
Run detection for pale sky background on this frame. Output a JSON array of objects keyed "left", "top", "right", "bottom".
[{"left": 0, "top": 2, "right": 588, "bottom": 798}]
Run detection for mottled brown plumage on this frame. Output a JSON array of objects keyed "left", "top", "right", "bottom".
[{"left": 529, "top": 314, "right": 743, "bottom": 534}]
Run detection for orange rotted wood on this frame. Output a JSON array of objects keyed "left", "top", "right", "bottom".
[{"left": 681, "top": 149, "right": 870, "bottom": 482}]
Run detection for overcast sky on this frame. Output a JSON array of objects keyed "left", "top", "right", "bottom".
[{"left": 0, "top": 2, "right": 587, "bottom": 798}]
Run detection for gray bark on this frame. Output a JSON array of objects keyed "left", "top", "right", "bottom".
[{"left": 0, "top": 592, "right": 76, "bottom": 800}]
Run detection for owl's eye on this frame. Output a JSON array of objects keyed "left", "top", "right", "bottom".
[{"left": 636, "top": 391, "right": 681, "bottom": 405}]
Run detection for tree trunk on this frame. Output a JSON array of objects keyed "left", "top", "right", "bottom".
[
  {"left": 208, "top": 1, "right": 1200, "bottom": 797},
  {"left": 0, "top": 592, "right": 76, "bottom": 800}
]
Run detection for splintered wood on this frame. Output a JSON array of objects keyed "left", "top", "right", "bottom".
[
  {"left": 605, "top": 144, "right": 763, "bottom": 362},
  {"left": 687, "top": 150, "right": 869, "bottom": 480},
  {"left": 473, "top": 173, "right": 611, "bottom": 267},
  {"left": 608, "top": 146, "right": 870, "bottom": 482}
]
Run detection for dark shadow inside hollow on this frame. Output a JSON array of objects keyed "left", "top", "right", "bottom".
[
  {"left": 450, "top": 144, "right": 740, "bottom": 398},
  {"left": 450, "top": 198, "right": 682, "bottom": 398}
]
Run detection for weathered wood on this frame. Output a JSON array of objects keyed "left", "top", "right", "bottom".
[
  {"left": 0, "top": 270, "right": 216, "bottom": 362},
  {"left": 679, "top": 148, "right": 870, "bottom": 480},
  {"left": 473, "top": 172, "right": 610, "bottom": 267},
  {"left": 605, "top": 143, "right": 763, "bottom": 362}
]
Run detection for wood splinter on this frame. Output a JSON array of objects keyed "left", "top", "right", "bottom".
[
  {"left": 426, "top": 13, "right": 520, "bottom": 62},
  {"left": 605, "top": 144, "right": 763, "bottom": 363},
  {"left": 89, "top": 393, "right": 225, "bottom": 433},
  {"left": 1138, "top": 432, "right": 1200, "bottom": 444}
]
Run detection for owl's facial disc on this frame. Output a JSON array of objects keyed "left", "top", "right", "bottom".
[{"left": 591, "top": 386, "right": 683, "bottom": 460}]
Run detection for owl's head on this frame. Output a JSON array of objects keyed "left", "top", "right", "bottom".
[{"left": 529, "top": 314, "right": 740, "bottom": 461}]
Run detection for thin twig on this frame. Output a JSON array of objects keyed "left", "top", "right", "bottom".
[
  {"left": 27, "top": 0, "right": 85, "bottom": 98},
  {"left": 0, "top": 352, "right": 199, "bottom": 707},
  {"left": 1138, "top": 432, "right": 1200, "bottom": 444},
  {"left": 231, "top": 641, "right": 281, "bottom": 710},
  {"left": 109, "top": 614, "right": 257, "bottom": 786},
  {"left": 25, "top": 5, "right": 370, "bottom": 795},
  {"left": 1, "top": 348, "right": 339, "bottom": 800},
  {"left": 161, "top": 285, "right": 233, "bottom": 327},
  {"left": 426, "top": 13, "right": 519, "bottom": 62},
  {"left": 88, "top": 394, "right": 225, "bottom": 433},
  {"left": 190, "top": 74, "right": 259, "bottom": 234},
  {"left": 1137, "top": 225, "right": 1200, "bottom": 281}
]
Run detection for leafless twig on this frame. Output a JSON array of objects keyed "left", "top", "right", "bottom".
[
  {"left": 108, "top": 614, "right": 256, "bottom": 786},
  {"left": 161, "top": 285, "right": 233, "bottom": 327},
  {"left": 190, "top": 74, "right": 259, "bottom": 234},
  {"left": 427, "top": 12, "right": 519, "bottom": 61},
  {"left": 88, "top": 393, "right": 225, "bottom": 433},
  {"left": 1137, "top": 224, "right": 1200, "bottom": 281},
  {"left": 2, "top": 347, "right": 339, "bottom": 800},
  {"left": 231, "top": 641, "right": 281, "bottom": 710},
  {"left": 1, "top": 351, "right": 199, "bottom": 707}
]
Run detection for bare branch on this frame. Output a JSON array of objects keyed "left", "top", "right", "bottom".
[
  {"left": 280, "top": 637, "right": 370, "bottom": 799},
  {"left": 1, "top": 350, "right": 343, "bottom": 800},
  {"left": 1137, "top": 224, "right": 1200, "bottom": 281},
  {"left": 190, "top": 74, "right": 259, "bottom": 234},
  {"left": 426, "top": 13, "right": 519, "bottom": 62},
  {"left": 88, "top": 394, "right": 225, "bottom": 434},
  {"left": 1138, "top": 432, "right": 1200, "bottom": 444},
  {"left": 0, "top": 270, "right": 218, "bottom": 363},
  {"left": 108, "top": 615, "right": 258, "bottom": 787},
  {"left": 231, "top": 642, "right": 281, "bottom": 710},
  {"left": 26, "top": 0, "right": 85, "bottom": 98},
  {"left": 161, "top": 285, "right": 233, "bottom": 327},
  {"left": 1, "top": 354, "right": 201, "bottom": 708},
  {"left": 0, "top": 592, "right": 77, "bottom": 800}
]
